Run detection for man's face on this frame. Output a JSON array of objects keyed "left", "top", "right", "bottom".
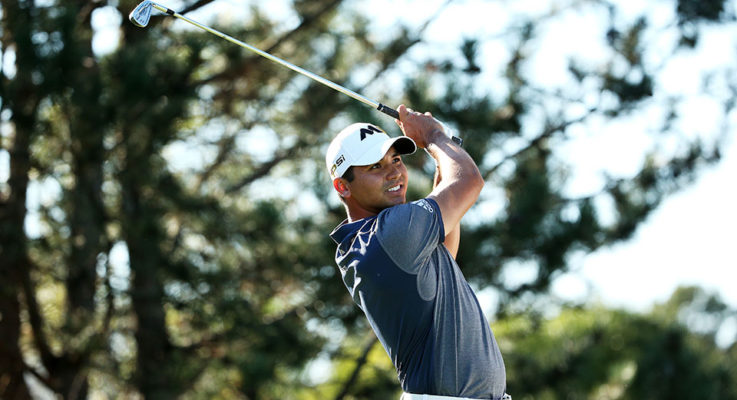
[{"left": 343, "top": 149, "right": 409, "bottom": 216}]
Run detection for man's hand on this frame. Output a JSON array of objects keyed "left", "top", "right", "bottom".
[{"left": 395, "top": 105, "right": 446, "bottom": 148}]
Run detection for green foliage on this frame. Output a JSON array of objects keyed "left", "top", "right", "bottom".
[
  {"left": 497, "top": 287, "right": 737, "bottom": 399},
  {"left": 677, "top": 0, "right": 727, "bottom": 23}
]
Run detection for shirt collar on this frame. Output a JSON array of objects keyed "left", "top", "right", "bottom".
[{"left": 330, "top": 217, "right": 374, "bottom": 244}]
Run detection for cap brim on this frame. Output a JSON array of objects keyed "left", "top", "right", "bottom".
[
  {"left": 389, "top": 137, "right": 417, "bottom": 156},
  {"left": 353, "top": 136, "right": 417, "bottom": 167}
]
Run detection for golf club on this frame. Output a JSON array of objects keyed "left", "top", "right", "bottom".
[{"left": 129, "top": 0, "right": 400, "bottom": 119}]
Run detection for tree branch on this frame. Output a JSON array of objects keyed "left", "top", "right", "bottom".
[
  {"left": 180, "top": 0, "right": 216, "bottom": 16},
  {"left": 192, "top": 99, "right": 280, "bottom": 193},
  {"left": 356, "top": 0, "right": 452, "bottom": 91},
  {"left": 23, "top": 362, "right": 54, "bottom": 390},
  {"left": 193, "top": 0, "right": 344, "bottom": 87},
  {"left": 102, "top": 240, "right": 116, "bottom": 335},
  {"left": 194, "top": 133, "right": 238, "bottom": 190},
  {"left": 20, "top": 256, "right": 57, "bottom": 370},
  {"left": 225, "top": 142, "right": 302, "bottom": 193},
  {"left": 483, "top": 110, "right": 595, "bottom": 180},
  {"left": 333, "top": 335, "right": 378, "bottom": 400},
  {"left": 264, "top": 0, "right": 344, "bottom": 55}
]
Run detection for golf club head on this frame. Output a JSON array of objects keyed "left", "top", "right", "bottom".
[{"left": 129, "top": 0, "right": 154, "bottom": 27}]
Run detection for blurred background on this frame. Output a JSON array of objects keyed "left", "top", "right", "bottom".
[{"left": 1, "top": 0, "right": 735, "bottom": 398}]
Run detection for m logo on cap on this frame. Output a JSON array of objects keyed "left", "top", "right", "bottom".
[{"left": 359, "top": 125, "right": 382, "bottom": 141}]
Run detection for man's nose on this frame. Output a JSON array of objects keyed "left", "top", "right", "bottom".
[{"left": 387, "top": 163, "right": 402, "bottom": 179}]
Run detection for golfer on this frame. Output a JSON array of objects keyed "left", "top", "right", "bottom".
[{"left": 326, "top": 105, "right": 509, "bottom": 400}]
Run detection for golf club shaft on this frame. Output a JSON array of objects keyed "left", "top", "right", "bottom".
[{"left": 146, "top": 3, "right": 400, "bottom": 119}]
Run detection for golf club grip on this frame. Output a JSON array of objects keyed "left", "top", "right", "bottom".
[{"left": 377, "top": 104, "right": 400, "bottom": 119}]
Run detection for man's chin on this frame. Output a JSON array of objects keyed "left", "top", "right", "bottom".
[{"left": 387, "top": 196, "right": 407, "bottom": 207}]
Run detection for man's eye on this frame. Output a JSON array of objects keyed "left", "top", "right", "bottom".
[{"left": 370, "top": 164, "right": 381, "bottom": 169}]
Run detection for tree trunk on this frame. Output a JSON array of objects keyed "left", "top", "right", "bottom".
[
  {"left": 62, "top": 8, "right": 107, "bottom": 395},
  {"left": 0, "top": 1, "right": 42, "bottom": 397},
  {"left": 0, "top": 97, "right": 35, "bottom": 400},
  {"left": 121, "top": 152, "right": 176, "bottom": 399}
]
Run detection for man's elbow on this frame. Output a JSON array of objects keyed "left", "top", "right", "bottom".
[
  {"left": 468, "top": 165, "right": 485, "bottom": 197},
  {"left": 455, "top": 165, "right": 484, "bottom": 203}
]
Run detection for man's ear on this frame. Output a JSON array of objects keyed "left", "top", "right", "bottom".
[{"left": 333, "top": 178, "right": 350, "bottom": 198}]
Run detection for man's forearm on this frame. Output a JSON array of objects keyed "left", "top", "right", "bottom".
[
  {"left": 425, "top": 134, "right": 483, "bottom": 196},
  {"left": 425, "top": 133, "right": 483, "bottom": 244},
  {"left": 433, "top": 163, "right": 461, "bottom": 258}
]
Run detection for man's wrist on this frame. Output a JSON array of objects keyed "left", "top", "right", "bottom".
[
  {"left": 436, "top": 120, "right": 463, "bottom": 148},
  {"left": 426, "top": 128, "right": 447, "bottom": 145},
  {"left": 424, "top": 130, "right": 450, "bottom": 154},
  {"left": 424, "top": 130, "right": 463, "bottom": 153}
]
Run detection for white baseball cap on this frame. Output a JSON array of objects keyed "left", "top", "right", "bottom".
[{"left": 325, "top": 123, "right": 416, "bottom": 179}]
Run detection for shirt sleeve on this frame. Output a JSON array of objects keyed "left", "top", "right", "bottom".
[{"left": 375, "top": 198, "right": 445, "bottom": 274}]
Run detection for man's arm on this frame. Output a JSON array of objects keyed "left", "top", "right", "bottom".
[
  {"left": 434, "top": 164, "right": 461, "bottom": 258},
  {"left": 395, "top": 105, "right": 484, "bottom": 245}
]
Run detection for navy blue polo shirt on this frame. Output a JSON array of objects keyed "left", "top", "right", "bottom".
[{"left": 330, "top": 198, "right": 506, "bottom": 399}]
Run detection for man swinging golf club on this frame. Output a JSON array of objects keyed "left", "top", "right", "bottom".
[
  {"left": 327, "top": 105, "right": 510, "bottom": 400},
  {"left": 130, "top": 3, "right": 509, "bottom": 397}
]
